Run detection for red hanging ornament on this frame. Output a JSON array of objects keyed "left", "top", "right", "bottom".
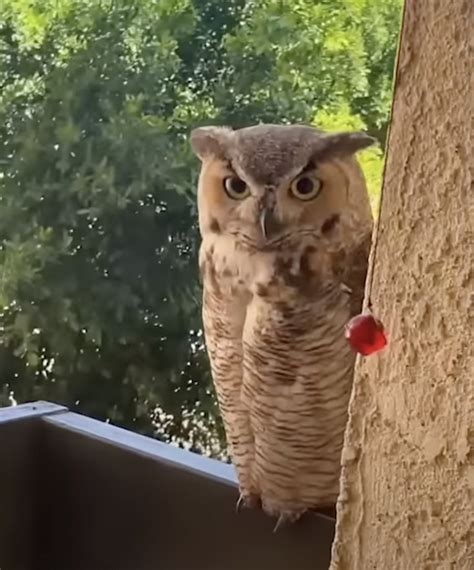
[{"left": 345, "top": 311, "right": 388, "bottom": 356}]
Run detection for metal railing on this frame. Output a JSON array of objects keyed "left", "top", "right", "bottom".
[{"left": 0, "top": 401, "right": 335, "bottom": 570}]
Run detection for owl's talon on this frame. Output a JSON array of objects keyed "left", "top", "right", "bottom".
[
  {"left": 236, "top": 492, "right": 260, "bottom": 513},
  {"left": 273, "top": 514, "right": 287, "bottom": 533},
  {"left": 235, "top": 494, "right": 245, "bottom": 514}
]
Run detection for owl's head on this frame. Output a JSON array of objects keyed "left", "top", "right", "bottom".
[{"left": 190, "top": 124, "right": 375, "bottom": 249}]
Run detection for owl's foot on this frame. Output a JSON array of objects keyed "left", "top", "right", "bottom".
[
  {"left": 272, "top": 510, "right": 304, "bottom": 533},
  {"left": 235, "top": 492, "right": 260, "bottom": 514},
  {"left": 260, "top": 498, "right": 305, "bottom": 532}
]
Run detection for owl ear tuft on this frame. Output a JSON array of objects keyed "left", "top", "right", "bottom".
[
  {"left": 190, "top": 126, "right": 233, "bottom": 160},
  {"left": 316, "top": 131, "right": 377, "bottom": 161}
]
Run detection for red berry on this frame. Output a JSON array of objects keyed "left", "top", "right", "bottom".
[{"left": 345, "top": 312, "right": 388, "bottom": 356}]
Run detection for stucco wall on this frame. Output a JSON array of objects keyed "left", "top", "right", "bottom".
[{"left": 330, "top": 1, "right": 473, "bottom": 568}]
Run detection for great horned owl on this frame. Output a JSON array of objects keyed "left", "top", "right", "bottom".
[{"left": 190, "top": 124, "right": 374, "bottom": 527}]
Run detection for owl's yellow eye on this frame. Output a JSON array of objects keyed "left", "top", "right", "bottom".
[
  {"left": 224, "top": 176, "right": 249, "bottom": 200},
  {"left": 290, "top": 175, "right": 322, "bottom": 201}
]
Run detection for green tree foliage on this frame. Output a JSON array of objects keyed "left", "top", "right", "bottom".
[{"left": 0, "top": 0, "right": 402, "bottom": 457}]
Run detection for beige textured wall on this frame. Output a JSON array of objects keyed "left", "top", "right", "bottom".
[{"left": 330, "top": 1, "right": 473, "bottom": 569}]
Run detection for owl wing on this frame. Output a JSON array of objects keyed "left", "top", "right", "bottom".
[
  {"left": 342, "top": 231, "right": 372, "bottom": 316},
  {"left": 201, "top": 273, "right": 257, "bottom": 503}
]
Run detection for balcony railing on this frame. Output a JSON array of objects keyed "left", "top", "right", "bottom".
[{"left": 0, "top": 401, "right": 335, "bottom": 570}]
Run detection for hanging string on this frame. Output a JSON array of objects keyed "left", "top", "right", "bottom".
[
  {"left": 365, "top": 159, "right": 386, "bottom": 314},
  {"left": 364, "top": 0, "right": 407, "bottom": 315}
]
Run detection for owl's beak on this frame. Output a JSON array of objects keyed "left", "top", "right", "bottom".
[{"left": 260, "top": 208, "right": 280, "bottom": 240}]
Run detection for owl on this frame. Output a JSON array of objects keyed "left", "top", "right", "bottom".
[{"left": 190, "top": 124, "right": 374, "bottom": 529}]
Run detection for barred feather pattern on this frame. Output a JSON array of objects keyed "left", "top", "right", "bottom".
[{"left": 199, "top": 225, "right": 371, "bottom": 521}]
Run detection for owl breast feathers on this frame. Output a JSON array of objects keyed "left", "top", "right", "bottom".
[{"left": 190, "top": 124, "right": 374, "bottom": 526}]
